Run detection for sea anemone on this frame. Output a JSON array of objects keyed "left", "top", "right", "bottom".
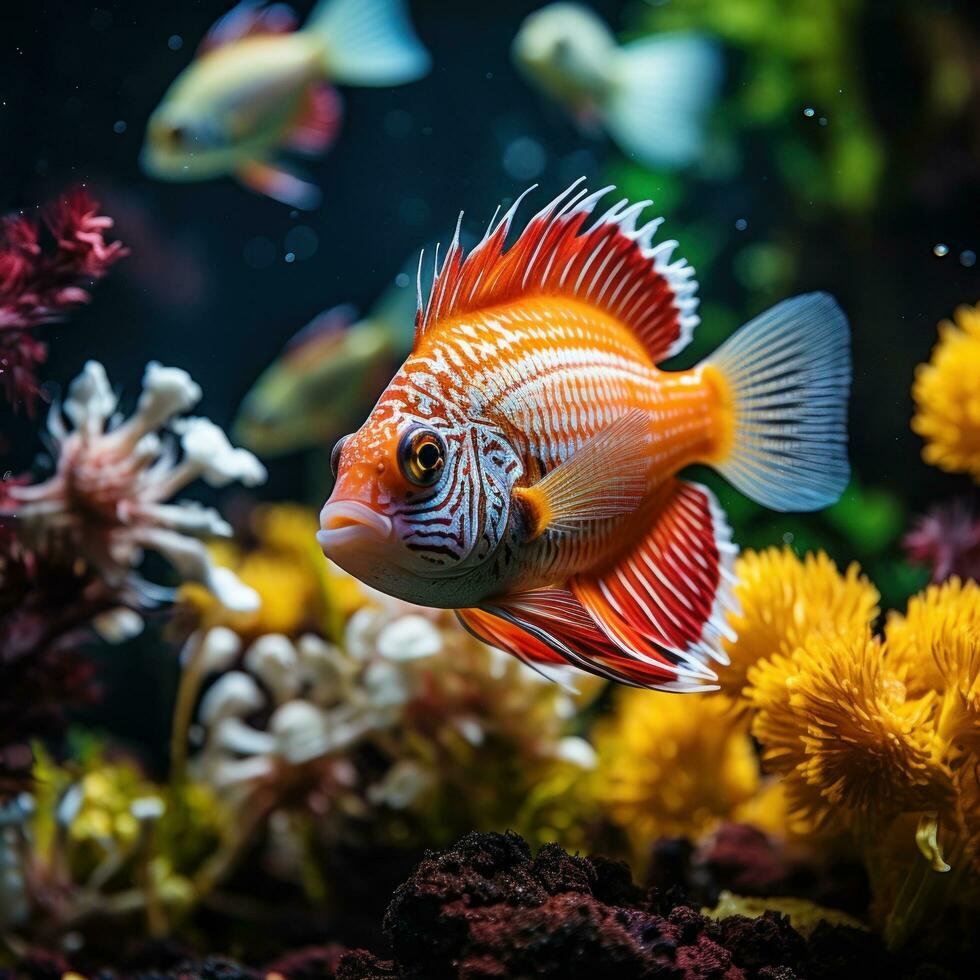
[
  {"left": 912, "top": 302, "right": 980, "bottom": 481},
  {"left": 3, "top": 360, "right": 266, "bottom": 625},
  {"left": 0, "top": 190, "right": 127, "bottom": 412},
  {"left": 592, "top": 689, "right": 759, "bottom": 859},
  {"left": 885, "top": 577, "right": 980, "bottom": 697},
  {"left": 746, "top": 630, "right": 952, "bottom": 828},
  {"left": 720, "top": 547, "right": 880, "bottom": 699}
]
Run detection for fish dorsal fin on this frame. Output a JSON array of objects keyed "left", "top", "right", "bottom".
[
  {"left": 199, "top": 1, "right": 298, "bottom": 54},
  {"left": 413, "top": 179, "right": 700, "bottom": 363},
  {"left": 283, "top": 303, "right": 358, "bottom": 364}
]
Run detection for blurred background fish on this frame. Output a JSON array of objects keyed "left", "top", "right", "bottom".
[
  {"left": 141, "top": 0, "right": 431, "bottom": 208},
  {"left": 234, "top": 253, "right": 425, "bottom": 458},
  {"left": 512, "top": 2, "right": 721, "bottom": 169}
]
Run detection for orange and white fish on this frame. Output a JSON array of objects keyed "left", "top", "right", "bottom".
[
  {"left": 141, "top": 0, "right": 430, "bottom": 209},
  {"left": 318, "top": 181, "right": 851, "bottom": 690}
]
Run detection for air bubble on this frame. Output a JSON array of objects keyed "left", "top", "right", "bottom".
[
  {"left": 168, "top": 34, "right": 183, "bottom": 51},
  {"left": 503, "top": 136, "right": 546, "bottom": 181},
  {"left": 803, "top": 106, "right": 815, "bottom": 118},
  {"left": 933, "top": 244, "right": 949, "bottom": 258},
  {"left": 284, "top": 252, "right": 296, "bottom": 264},
  {"left": 283, "top": 225, "right": 318, "bottom": 261},
  {"left": 735, "top": 218, "right": 748, "bottom": 231},
  {"left": 112, "top": 120, "right": 126, "bottom": 134},
  {"left": 960, "top": 250, "right": 976, "bottom": 268}
]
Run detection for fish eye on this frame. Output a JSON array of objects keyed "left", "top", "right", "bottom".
[
  {"left": 330, "top": 434, "right": 350, "bottom": 477},
  {"left": 398, "top": 426, "right": 446, "bottom": 487}
]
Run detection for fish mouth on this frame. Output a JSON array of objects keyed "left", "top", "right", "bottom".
[{"left": 317, "top": 499, "right": 393, "bottom": 554}]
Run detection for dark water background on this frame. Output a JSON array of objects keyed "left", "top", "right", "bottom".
[{"left": 2, "top": 0, "right": 979, "bottom": 762}]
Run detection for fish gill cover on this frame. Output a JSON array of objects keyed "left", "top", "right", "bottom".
[{"left": 0, "top": 0, "right": 978, "bottom": 977}]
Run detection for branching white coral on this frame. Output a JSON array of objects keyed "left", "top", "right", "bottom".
[
  {"left": 4, "top": 360, "right": 266, "bottom": 619},
  {"left": 189, "top": 596, "right": 597, "bottom": 819}
]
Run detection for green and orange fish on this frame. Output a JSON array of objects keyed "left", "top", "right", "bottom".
[
  {"left": 318, "top": 181, "right": 851, "bottom": 690},
  {"left": 141, "top": 0, "right": 430, "bottom": 208}
]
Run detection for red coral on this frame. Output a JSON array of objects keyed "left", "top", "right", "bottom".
[
  {"left": 904, "top": 499, "right": 980, "bottom": 583},
  {"left": 0, "top": 477, "right": 105, "bottom": 796},
  {"left": 0, "top": 189, "right": 126, "bottom": 413}
]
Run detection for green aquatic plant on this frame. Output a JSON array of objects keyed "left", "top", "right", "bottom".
[
  {"left": 633, "top": 0, "right": 885, "bottom": 214},
  {"left": 4, "top": 742, "right": 223, "bottom": 941}
]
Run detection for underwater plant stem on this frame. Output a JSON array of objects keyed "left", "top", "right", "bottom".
[
  {"left": 882, "top": 838, "right": 965, "bottom": 950},
  {"left": 136, "top": 820, "right": 168, "bottom": 938},
  {"left": 192, "top": 790, "right": 275, "bottom": 898},
  {"left": 169, "top": 632, "right": 206, "bottom": 786}
]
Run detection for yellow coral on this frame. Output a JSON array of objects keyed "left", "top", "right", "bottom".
[
  {"left": 592, "top": 689, "right": 759, "bottom": 857},
  {"left": 885, "top": 578, "right": 980, "bottom": 697},
  {"left": 705, "top": 892, "right": 866, "bottom": 937},
  {"left": 180, "top": 504, "right": 336, "bottom": 639},
  {"left": 720, "top": 548, "right": 879, "bottom": 699},
  {"left": 746, "top": 631, "right": 952, "bottom": 827},
  {"left": 912, "top": 302, "right": 980, "bottom": 480}
]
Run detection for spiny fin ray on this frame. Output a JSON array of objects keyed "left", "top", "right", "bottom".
[{"left": 413, "top": 180, "right": 700, "bottom": 363}]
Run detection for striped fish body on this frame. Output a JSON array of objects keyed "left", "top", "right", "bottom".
[
  {"left": 320, "top": 181, "right": 851, "bottom": 691},
  {"left": 394, "top": 296, "right": 721, "bottom": 594}
]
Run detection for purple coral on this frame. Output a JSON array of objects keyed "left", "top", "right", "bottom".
[{"left": 904, "top": 499, "right": 980, "bottom": 584}]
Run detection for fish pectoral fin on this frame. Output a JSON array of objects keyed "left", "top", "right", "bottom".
[
  {"left": 513, "top": 408, "right": 650, "bottom": 540},
  {"left": 461, "top": 587, "right": 713, "bottom": 691},
  {"left": 571, "top": 478, "right": 736, "bottom": 673},
  {"left": 236, "top": 160, "right": 322, "bottom": 210}
]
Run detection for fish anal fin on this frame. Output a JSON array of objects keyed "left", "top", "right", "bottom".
[
  {"left": 465, "top": 588, "right": 716, "bottom": 691},
  {"left": 236, "top": 160, "right": 322, "bottom": 210},
  {"left": 513, "top": 408, "right": 650, "bottom": 540},
  {"left": 199, "top": 1, "right": 298, "bottom": 54},
  {"left": 285, "top": 83, "right": 343, "bottom": 156},
  {"left": 571, "top": 478, "right": 736, "bottom": 671},
  {"left": 414, "top": 180, "right": 700, "bottom": 362},
  {"left": 457, "top": 606, "right": 566, "bottom": 667}
]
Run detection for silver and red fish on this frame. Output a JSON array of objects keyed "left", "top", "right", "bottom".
[
  {"left": 318, "top": 181, "right": 851, "bottom": 691},
  {"left": 141, "top": 0, "right": 430, "bottom": 209}
]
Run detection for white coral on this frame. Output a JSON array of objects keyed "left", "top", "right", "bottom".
[{"left": 4, "top": 360, "right": 266, "bottom": 621}]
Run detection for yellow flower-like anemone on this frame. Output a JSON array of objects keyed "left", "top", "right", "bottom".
[
  {"left": 885, "top": 578, "right": 980, "bottom": 696},
  {"left": 592, "top": 689, "right": 759, "bottom": 858},
  {"left": 720, "top": 548, "right": 880, "bottom": 699},
  {"left": 912, "top": 303, "right": 980, "bottom": 480},
  {"left": 746, "top": 631, "right": 953, "bottom": 828},
  {"left": 885, "top": 578, "right": 980, "bottom": 698}
]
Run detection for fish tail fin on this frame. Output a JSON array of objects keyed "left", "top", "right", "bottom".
[
  {"left": 603, "top": 34, "right": 721, "bottom": 169},
  {"left": 703, "top": 292, "right": 851, "bottom": 512},
  {"left": 306, "top": 0, "right": 431, "bottom": 86}
]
